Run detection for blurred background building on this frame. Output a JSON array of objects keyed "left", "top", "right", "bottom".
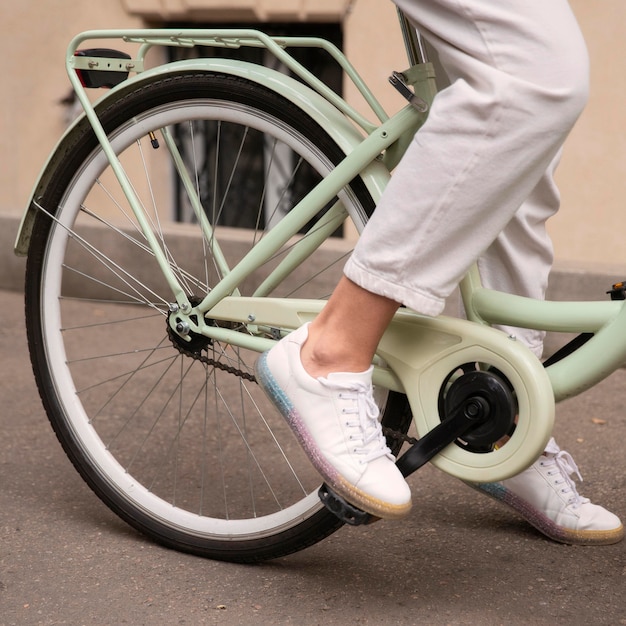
[{"left": 2, "top": 0, "right": 625, "bottom": 291}]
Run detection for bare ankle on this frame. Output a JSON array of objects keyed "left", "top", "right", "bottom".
[
  {"left": 300, "top": 325, "right": 370, "bottom": 378},
  {"left": 298, "top": 278, "right": 399, "bottom": 378}
]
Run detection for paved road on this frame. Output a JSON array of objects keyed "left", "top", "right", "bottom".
[{"left": 2, "top": 287, "right": 626, "bottom": 625}]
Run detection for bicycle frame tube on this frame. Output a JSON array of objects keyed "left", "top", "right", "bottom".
[
  {"left": 461, "top": 266, "right": 626, "bottom": 401},
  {"left": 474, "top": 295, "right": 626, "bottom": 402},
  {"left": 398, "top": 8, "right": 429, "bottom": 65}
]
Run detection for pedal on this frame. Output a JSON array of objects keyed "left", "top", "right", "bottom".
[{"left": 318, "top": 484, "right": 377, "bottom": 526}]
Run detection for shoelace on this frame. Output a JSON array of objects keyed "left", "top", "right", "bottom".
[
  {"left": 543, "top": 443, "right": 588, "bottom": 508},
  {"left": 333, "top": 382, "right": 394, "bottom": 464}
]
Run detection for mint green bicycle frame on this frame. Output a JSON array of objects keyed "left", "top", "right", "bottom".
[{"left": 16, "top": 22, "right": 626, "bottom": 436}]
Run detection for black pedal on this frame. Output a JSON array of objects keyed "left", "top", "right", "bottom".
[{"left": 318, "top": 484, "right": 376, "bottom": 526}]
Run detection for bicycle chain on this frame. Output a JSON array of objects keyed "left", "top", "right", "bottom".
[
  {"left": 383, "top": 427, "right": 418, "bottom": 446},
  {"left": 167, "top": 327, "right": 257, "bottom": 382},
  {"left": 169, "top": 330, "right": 415, "bottom": 443}
]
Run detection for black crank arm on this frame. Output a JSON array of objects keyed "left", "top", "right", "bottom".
[{"left": 395, "top": 395, "right": 489, "bottom": 477}]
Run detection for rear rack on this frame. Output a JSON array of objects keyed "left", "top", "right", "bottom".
[{"left": 67, "top": 29, "right": 391, "bottom": 133}]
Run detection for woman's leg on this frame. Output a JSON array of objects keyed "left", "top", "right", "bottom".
[
  {"left": 471, "top": 157, "right": 623, "bottom": 544},
  {"left": 257, "top": 0, "right": 591, "bottom": 521},
  {"left": 345, "top": 0, "right": 589, "bottom": 316},
  {"left": 301, "top": 276, "right": 399, "bottom": 378},
  {"left": 476, "top": 152, "right": 562, "bottom": 357}
]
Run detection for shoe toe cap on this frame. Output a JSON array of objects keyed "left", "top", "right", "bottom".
[
  {"left": 355, "top": 457, "right": 412, "bottom": 507},
  {"left": 575, "top": 503, "right": 623, "bottom": 532}
]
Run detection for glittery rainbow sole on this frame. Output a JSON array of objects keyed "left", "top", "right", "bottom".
[{"left": 470, "top": 481, "right": 624, "bottom": 546}]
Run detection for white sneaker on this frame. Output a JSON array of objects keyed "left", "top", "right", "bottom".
[
  {"left": 255, "top": 324, "right": 412, "bottom": 520},
  {"left": 471, "top": 438, "right": 623, "bottom": 545}
]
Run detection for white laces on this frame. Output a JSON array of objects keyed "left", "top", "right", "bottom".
[
  {"left": 542, "top": 439, "right": 588, "bottom": 508},
  {"left": 327, "top": 380, "right": 394, "bottom": 464}
]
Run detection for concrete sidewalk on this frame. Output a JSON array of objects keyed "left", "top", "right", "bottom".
[{"left": 2, "top": 284, "right": 626, "bottom": 625}]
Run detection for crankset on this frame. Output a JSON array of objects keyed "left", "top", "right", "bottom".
[{"left": 319, "top": 368, "right": 516, "bottom": 525}]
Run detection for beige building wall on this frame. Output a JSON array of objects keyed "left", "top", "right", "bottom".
[
  {"left": 550, "top": 1, "right": 626, "bottom": 270},
  {"left": 1, "top": 0, "right": 625, "bottom": 269}
]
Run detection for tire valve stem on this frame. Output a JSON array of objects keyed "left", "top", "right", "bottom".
[{"left": 149, "top": 131, "right": 160, "bottom": 149}]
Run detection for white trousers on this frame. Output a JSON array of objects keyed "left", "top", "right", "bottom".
[{"left": 344, "top": 0, "right": 589, "bottom": 356}]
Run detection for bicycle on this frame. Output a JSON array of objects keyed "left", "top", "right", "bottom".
[{"left": 14, "top": 11, "right": 624, "bottom": 563}]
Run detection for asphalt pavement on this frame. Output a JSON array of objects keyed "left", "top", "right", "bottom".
[{"left": 2, "top": 286, "right": 626, "bottom": 626}]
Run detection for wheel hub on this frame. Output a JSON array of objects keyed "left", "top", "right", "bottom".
[{"left": 167, "top": 296, "right": 212, "bottom": 355}]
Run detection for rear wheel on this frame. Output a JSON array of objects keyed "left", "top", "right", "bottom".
[{"left": 25, "top": 72, "right": 412, "bottom": 562}]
